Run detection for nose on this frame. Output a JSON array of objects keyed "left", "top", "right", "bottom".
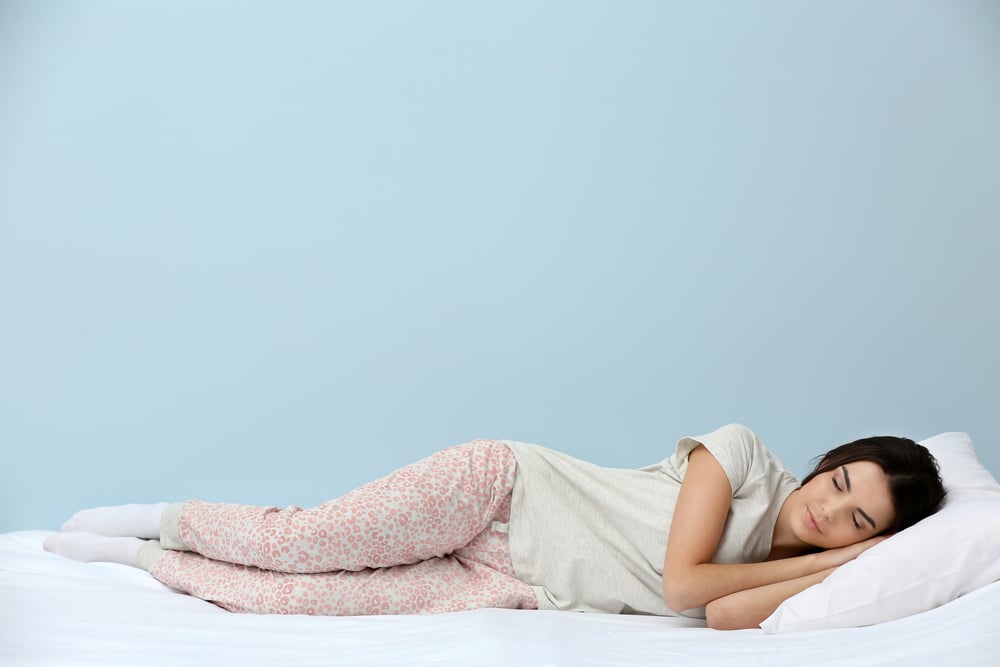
[{"left": 819, "top": 497, "right": 849, "bottom": 523}]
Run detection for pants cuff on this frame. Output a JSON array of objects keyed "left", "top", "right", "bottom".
[
  {"left": 137, "top": 540, "right": 167, "bottom": 573},
  {"left": 159, "top": 502, "right": 190, "bottom": 551}
]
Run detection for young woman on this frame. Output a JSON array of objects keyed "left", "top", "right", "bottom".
[{"left": 44, "top": 424, "right": 945, "bottom": 629}]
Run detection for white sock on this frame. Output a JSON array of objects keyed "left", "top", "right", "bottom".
[
  {"left": 60, "top": 502, "right": 169, "bottom": 538},
  {"left": 43, "top": 532, "right": 145, "bottom": 568}
]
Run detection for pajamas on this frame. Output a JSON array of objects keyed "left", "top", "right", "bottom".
[{"left": 143, "top": 440, "right": 538, "bottom": 615}]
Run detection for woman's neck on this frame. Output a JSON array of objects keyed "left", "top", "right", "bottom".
[{"left": 767, "top": 488, "right": 812, "bottom": 560}]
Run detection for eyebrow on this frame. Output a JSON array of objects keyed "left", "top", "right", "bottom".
[{"left": 842, "top": 465, "right": 877, "bottom": 530}]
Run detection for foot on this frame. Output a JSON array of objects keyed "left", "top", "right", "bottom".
[
  {"left": 60, "top": 502, "right": 169, "bottom": 538},
  {"left": 43, "top": 532, "right": 145, "bottom": 568}
]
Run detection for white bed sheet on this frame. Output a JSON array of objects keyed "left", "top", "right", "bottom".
[{"left": 2, "top": 531, "right": 998, "bottom": 667}]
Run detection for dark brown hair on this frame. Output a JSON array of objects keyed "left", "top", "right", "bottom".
[{"left": 801, "top": 436, "right": 946, "bottom": 534}]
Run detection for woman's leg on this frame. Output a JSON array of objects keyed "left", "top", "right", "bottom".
[
  {"left": 147, "top": 551, "right": 535, "bottom": 616},
  {"left": 143, "top": 486, "right": 536, "bottom": 615},
  {"left": 163, "top": 439, "right": 518, "bottom": 573}
]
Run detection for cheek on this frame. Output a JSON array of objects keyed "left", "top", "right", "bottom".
[{"left": 825, "top": 530, "right": 855, "bottom": 548}]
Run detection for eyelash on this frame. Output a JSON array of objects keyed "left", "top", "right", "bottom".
[{"left": 832, "top": 477, "right": 863, "bottom": 529}]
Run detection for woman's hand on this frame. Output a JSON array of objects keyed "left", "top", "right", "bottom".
[{"left": 816, "top": 535, "right": 890, "bottom": 569}]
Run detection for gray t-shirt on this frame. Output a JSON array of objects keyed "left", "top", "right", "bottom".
[{"left": 503, "top": 423, "right": 800, "bottom": 617}]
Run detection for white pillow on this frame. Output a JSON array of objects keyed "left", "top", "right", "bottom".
[{"left": 760, "top": 432, "right": 1000, "bottom": 633}]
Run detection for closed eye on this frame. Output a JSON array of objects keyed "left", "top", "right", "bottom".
[{"left": 835, "top": 476, "right": 866, "bottom": 529}]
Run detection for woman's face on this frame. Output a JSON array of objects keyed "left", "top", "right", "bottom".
[{"left": 792, "top": 460, "right": 895, "bottom": 549}]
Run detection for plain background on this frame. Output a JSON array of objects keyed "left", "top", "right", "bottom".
[{"left": 1, "top": 1, "right": 998, "bottom": 533}]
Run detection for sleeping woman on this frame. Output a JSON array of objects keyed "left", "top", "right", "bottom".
[{"left": 44, "top": 423, "right": 945, "bottom": 629}]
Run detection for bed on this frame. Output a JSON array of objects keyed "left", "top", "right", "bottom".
[
  {"left": 1, "top": 530, "right": 997, "bottom": 667},
  {"left": 3, "top": 432, "right": 999, "bottom": 666}
]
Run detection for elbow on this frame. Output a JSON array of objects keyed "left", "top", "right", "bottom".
[
  {"left": 661, "top": 576, "right": 703, "bottom": 614},
  {"left": 705, "top": 598, "right": 756, "bottom": 631}
]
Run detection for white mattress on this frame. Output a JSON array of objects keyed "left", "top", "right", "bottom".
[{"left": 2, "top": 531, "right": 998, "bottom": 666}]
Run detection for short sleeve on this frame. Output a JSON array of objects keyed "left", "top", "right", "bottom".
[{"left": 670, "top": 423, "right": 757, "bottom": 495}]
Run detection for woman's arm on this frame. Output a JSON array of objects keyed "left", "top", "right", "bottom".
[
  {"left": 661, "top": 444, "right": 877, "bottom": 613},
  {"left": 704, "top": 567, "right": 837, "bottom": 630}
]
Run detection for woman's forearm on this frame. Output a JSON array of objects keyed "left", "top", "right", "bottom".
[
  {"left": 662, "top": 551, "right": 831, "bottom": 612},
  {"left": 703, "top": 566, "right": 838, "bottom": 630},
  {"left": 662, "top": 534, "right": 887, "bottom": 613}
]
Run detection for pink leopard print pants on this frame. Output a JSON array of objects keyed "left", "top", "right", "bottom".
[{"left": 146, "top": 440, "right": 537, "bottom": 615}]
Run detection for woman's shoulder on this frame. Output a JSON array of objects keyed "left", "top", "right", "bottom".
[
  {"left": 676, "top": 423, "right": 761, "bottom": 459},
  {"left": 667, "top": 423, "right": 794, "bottom": 491}
]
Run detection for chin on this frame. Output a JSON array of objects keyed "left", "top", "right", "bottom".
[{"left": 797, "top": 526, "right": 827, "bottom": 550}]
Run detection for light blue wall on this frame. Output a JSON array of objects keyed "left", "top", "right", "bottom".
[{"left": 2, "top": 1, "right": 998, "bottom": 532}]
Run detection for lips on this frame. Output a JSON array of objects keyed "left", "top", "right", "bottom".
[{"left": 805, "top": 507, "right": 822, "bottom": 534}]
